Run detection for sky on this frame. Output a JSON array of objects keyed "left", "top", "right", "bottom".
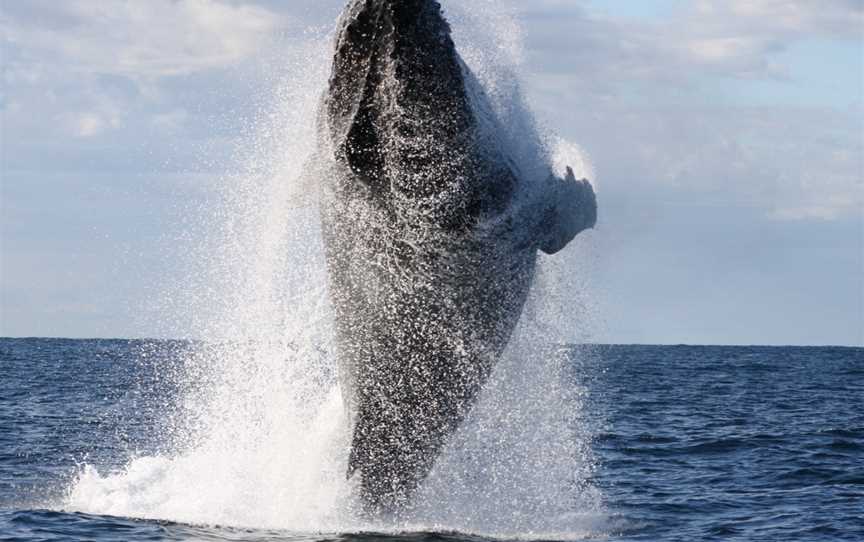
[{"left": 1, "top": 0, "right": 862, "bottom": 345}]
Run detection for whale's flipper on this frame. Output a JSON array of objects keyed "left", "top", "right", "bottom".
[{"left": 540, "top": 166, "right": 597, "bottom": 255}]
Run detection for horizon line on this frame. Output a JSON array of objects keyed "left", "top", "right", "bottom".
[{"left": 0, "top": 336, "right": 861, "bottom": 349}]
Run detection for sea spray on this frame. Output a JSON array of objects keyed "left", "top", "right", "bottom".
[
  {"left": 66, "top": 1, "right": 603, "bottom": 535},
  {"left": 67, "top": 30, "right": 352, "bottom": 529}
]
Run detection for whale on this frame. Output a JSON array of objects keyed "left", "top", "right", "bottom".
[{"left": 314, "top": 0, "right": 597, "bottom": 514}]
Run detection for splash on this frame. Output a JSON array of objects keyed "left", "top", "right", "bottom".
[{"left": 65, "top": 2, "right": 604, "bottom": 537}]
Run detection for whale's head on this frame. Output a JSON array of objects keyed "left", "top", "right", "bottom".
[{"left": 324, "top": 0, "right": 513, "bottom": 223}]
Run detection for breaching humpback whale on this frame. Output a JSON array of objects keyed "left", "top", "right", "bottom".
[{"left": 315, "top": 0, "right": 597, "bottom": 513}]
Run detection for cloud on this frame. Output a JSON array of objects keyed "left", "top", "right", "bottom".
[
  {"left": 681, "top": 0, "right": 862, "bottom": 77},
  {"left": 2, "top": 0, "right": 289, "bottom": 77},
  {"left": 65, "top": 111, "right": 117, "bottom": 138},
  {"left": 695, "top": 0, "right": 864, "bottom": 37},
  {"left": 517, "top": 0, "right": 863, "bottom": 221},
  {"left": 1, "top": 0, "right": 861, "bottom": 221},
  {"left": 1, "top": 0, "right": 298, "bottom": 176},
  {"left": 521, "top": 0, "right": 862, "bottom": 86}
]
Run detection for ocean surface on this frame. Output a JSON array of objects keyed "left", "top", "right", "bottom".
[{"left": 1, "top": 338, "right": 862, "bottom": 541}]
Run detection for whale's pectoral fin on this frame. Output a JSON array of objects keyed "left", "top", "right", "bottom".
[{"left": 539, "top": 166, "right": 597, "bottom": 255}]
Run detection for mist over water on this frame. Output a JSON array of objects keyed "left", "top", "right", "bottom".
[{"left": 65, "top": 3, "right": 603, "bottom": 536}]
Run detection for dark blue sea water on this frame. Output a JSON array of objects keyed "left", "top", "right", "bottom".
[{"left": 1, "top": 338, "right": 862, "bottom": 541}]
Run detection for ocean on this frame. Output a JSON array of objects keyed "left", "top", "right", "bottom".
[{"left": 1, "top": 338, "right": 861, "bottom": 541}]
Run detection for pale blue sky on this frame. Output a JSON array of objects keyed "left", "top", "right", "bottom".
[{"left": 1, "top": 0, "right": 862, "bottom": 345}]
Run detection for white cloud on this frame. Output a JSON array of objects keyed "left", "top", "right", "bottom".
[
  {"left": 546, "top": 103, "right": 863, "bottom": 222},
  {"left": 3, "top": 0, "right": 288, "bottom": 77},
  {"left": 521, "top": 0, "right": 861, "bottom": 84},
  {"left": 517, "top": 0, "right": 863, "bottom": 221},
  {"left": 679, "top": 0, "right": 862, "bottom": 77},
  {"left": 2, "top": 0, "right": 861, "bottom": 221},
  {"left": 1, "top": 0, "right": 297, "bottom": 175},
  {"left": 700, "top": 0, "right": 864, "bottom": 36},
  {"left": 68, "top": 112, "right": 109, "bottom": 138},
  {"left": 687, "top": 36, "right": 768, "bottom": 64}
]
